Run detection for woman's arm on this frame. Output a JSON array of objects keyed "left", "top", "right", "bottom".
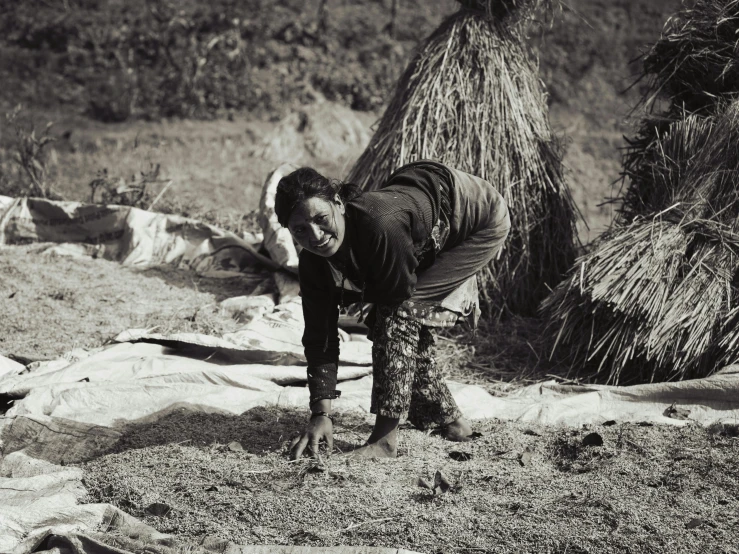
[
  {"left": 290, "top": 251, "right": 340, "bottom": 459},
  {"left": 298, "top": 250, "right": 341, "bottom": 404}
]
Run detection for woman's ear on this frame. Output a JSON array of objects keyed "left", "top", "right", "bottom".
[{"left": 334, "top": 194, "right": 345, "bottom": 214}]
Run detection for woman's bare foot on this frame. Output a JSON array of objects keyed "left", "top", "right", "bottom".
[
  {"left": 442, "top": 417, "right": 474, "bottom": 442},
  {"left": 346, "top": 416, "right": 399, "bottom": 458},
  {"left": 346, "top": 436, "right": 398, "bottom": 458}
]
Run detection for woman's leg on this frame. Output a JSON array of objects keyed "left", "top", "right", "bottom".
[
  {"left": 351, "top": 306, "right": 472, "bottom": 458},
  {"left": 412, "top": 220, "right": 509, "bottom": 301},
  {"left": 349, "top": 304, "right": 421, "bottom": 458},
  {"left": 408, "top": 325, "right": 473, "bottom": 441},
  {"left": 408, "top": 325, "right": 461, "bottom": 427}
]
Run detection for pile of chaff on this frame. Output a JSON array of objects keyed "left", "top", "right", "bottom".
[
  {"left": 347, "top": 0, "right": 578, "bottom": 318},
  {"left": 543, "top": 0, "right": 739, "bottom": 384}
]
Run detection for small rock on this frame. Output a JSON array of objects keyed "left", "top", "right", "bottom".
[
  {"left": 449, "top": 451, "right": 473, "bottom": 462},
  {"left": 685, "top": 518, "right": 705, "bottom": 529},
  {"left": 227, "top": 441, "right": 244, "bottom": 452},
  {"left": 582, "top": 432, "right": 604, "bottom": 447},
  {"left": 602, "top": 420, "right": 617, "bottom": 427},
  {"left": 145, "top": 502, "right": 171, "bottom": 517},
  {"left": 434, "top": 470, "right": 452, "bottom": 494},
  {"left": 523, "top": 429, "right": 541, "bottom": 436},
  {"left": 519, "top": 446, "right": 534, "bottom": 466}
]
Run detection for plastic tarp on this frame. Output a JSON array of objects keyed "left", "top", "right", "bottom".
[
  {"left": 0, "top": 451, "right": 169, "bottom": 554},
  {"left": 113, "top": 298, "right": 373, "bottom": 367},
  {"left": 1, "top": 355, "right": 24, "bottom": 380},
  {"left": 0, "top": 196, "right": 268, "bottom": 274},
  {"left": 258, "top": 164, "right": 300, "bottom": 272},
  {"left": 4, "top": 356, "right": 739, "bottom": 553}
]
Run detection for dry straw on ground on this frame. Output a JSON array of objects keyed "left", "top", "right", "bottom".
[
  {"left": 346, "top": 0, "right": 578, "bottom": 318},
  {"left": 79, "top": 407, "right": 739, "bottom": 553}
]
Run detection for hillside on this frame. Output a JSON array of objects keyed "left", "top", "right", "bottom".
[{"left": 0, "top": 0, "right": 682, "bottom": 240}]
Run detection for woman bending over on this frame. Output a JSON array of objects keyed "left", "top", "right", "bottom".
[{"left": 275, "top": 160, "right": 510, "bottom": 459}]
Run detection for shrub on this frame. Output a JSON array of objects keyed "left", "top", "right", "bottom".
[
  {"left": 0, "top": 0, "right": 452, "bottom": 121},
  {"left": 2, "top": 105, "right": 61, "bottom": 199}
]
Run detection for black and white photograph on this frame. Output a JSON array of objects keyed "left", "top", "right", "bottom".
[{"left": 1, "top": 0, "right": 738, "bottom": 552}]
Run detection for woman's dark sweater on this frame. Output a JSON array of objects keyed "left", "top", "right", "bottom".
[{"left": 298, "top": 161, "right": 510, "bottom": 402}]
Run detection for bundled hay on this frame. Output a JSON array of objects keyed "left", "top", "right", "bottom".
[
  {"left": 618, "top": 109, "right": 717, "bottom": 222},
  {"left": 346, "top": 1, "right": 577, "bottom": 317},
  {"left": 543, "top": 101, "right": 739, "bottom": 384},
  {"left": 618, "top": 0, "right": 739, "bottom": 222},
  {"left": 456, "top": 0, "right": 554, "bottom": 24},
  {"left": 541, "top": 1, "right": 739, "bottom": 383},
  {"left": 640, "top": 0, "right": 739, "bottom": 114}
]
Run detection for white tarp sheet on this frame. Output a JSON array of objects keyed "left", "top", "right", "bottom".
[
  {"left": 113, "top": 298, "right": 373, "bottom": 367},
  {"left": 3, "top": 354, "right": 739, "bottom": 553},
  {"left": 0, "top": 196, "right": 271, "bottom": 274}
]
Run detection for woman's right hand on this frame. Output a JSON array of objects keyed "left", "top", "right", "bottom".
[{"left": 289, "top": 415, "right": 334, "bottom": 460}]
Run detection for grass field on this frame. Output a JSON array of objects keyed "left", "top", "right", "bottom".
[{"left": 0, "top": 100, "right": 629, "bottom": 244}]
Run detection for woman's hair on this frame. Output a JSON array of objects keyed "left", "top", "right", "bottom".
[{"left": 274, "top": 167, "right": 362, "bottom": 227}]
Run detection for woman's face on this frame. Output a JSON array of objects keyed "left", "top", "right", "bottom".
[{"left": 287, "top": 195, "right": 346, "bottom": 257}]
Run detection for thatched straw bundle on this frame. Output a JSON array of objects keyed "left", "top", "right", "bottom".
[
  {"left": 543, "top": 101, "right": 739, "bottom": 384},
  {"left": 619, "top": 110, "right": 717, "bottom": 222},
  {"left": 456, "top": 0, "right": 554, "bottom": 24},
  {"left": 542, "top": 1, "right": 739, "bottom": 383},
  {"left": 346, "top": 2, "right": 577, "bottom": 317},
  {"left": 618, "top": 0, "right": 739, "bottom": 224},
  {"left": 640, "top": 0, "right": 739, "bottom": 114}
]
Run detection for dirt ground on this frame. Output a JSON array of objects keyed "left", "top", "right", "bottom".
[
  {"left": 0, "top": 244, "right": 269, "bottom": 361},
  {"left": 81, "top": 407, "right": 739, "bottom": 554},
  {"left": 3, "top": 245, "right": 738, "bottom": 553}
]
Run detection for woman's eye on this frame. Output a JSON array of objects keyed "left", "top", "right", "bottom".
[
  {"left": 293, "top": 227, "right": 305, "bottom": 235},
  {"left": 316, "top": 215, "right": 327, "bottom": 224}
]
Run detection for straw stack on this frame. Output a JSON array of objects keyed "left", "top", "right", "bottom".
[
  {"left": 619, "top": 108, "right": 716, "bottom": 223},
  {"left": 346, "top": 0, "right": 577, "bottom": 317},
  {"left": 639, "top": 0, "right": 739, "bottom": 115},
  {"left": 542, "top": 0, "right": 739, "bottom": 383},
  {"left": 543, "top": 102, "right": 739, "bottom": 383}
]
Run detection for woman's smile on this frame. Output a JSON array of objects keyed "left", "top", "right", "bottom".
[
  {"left": 312, "top": 235, "right": 333, "bottom": 249},
  {"left": 287, "top": 196, "right": 346, "bottom": 257}
]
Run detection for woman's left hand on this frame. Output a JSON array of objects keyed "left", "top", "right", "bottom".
[{"left": 289, "top": 415, "right": 334, "bottom": 460}]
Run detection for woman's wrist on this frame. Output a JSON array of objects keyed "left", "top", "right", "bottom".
[
  {"left": 310, "top": 398, "right": 332, "bottom": 414},
  {"left": 310, "top": 411, "right": 334, "bottom": 424}
]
